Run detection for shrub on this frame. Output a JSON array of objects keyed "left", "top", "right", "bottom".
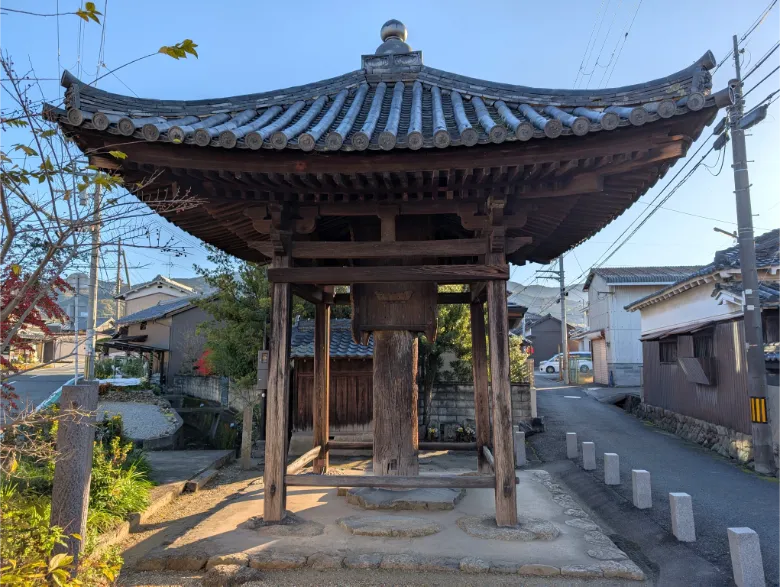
[
  {"left": 119, "top": 357, "right": 145, "bottom": 378},
  {"left": 94, "top": 358, "right": 115, "bottom": 379}
]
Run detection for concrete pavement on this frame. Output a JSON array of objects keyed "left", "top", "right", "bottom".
[{"left": 530, "top": 374, "right": 779, "bottom": 585}]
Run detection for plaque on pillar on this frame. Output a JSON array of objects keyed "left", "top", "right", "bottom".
[{"left": 351, "top": 282, "right": 437, "bottom": 340}]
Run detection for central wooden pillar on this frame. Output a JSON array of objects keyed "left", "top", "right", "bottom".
[
  {"left": 487, "top": 274, "right": 518, "bottom": 527},
  {"left": 470, "top": 301, "right": 492, "bottom": 474},
  {"left": 372, "top": 330, "right": 419, "bottom": 476}
]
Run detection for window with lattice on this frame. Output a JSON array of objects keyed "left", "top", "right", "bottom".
[{"left": 659, "top": 340, "right": 677, "bottom": 363}]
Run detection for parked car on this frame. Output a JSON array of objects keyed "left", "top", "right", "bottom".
[{"left": 538, "top": 352, "right": 593, "bottom": 374}]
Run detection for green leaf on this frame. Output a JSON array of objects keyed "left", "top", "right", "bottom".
[
  {"left": 13, "top": 144, "right": 38, "bottom": 157},
  {"left": 3, "top": 118, "right": 28, "bottom": 128},
  {"left": 39, "top": 128, "right": 58, "bottom": 138},
  {"left": 48, "top": 553, "right": 72, "bottom": 572},
  {"left": 108, "top": 150, "right": 127, "bottom": 160},
  {"left": 159, "top": 39, "right": 199, "bottom": 60}
]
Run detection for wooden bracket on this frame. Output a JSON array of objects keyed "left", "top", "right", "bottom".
[{"left": 245, "top": 205, "right": 318, "bottom": 235}]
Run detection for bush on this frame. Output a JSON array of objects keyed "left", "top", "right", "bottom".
[
  {"left": 119, "top": 357, "right": 145, "bottom": 378},
  {"left": 94, "top": 358, "right": 115, "bottom": 379}
]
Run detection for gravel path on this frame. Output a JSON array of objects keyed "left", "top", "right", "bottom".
[{"left": 97, "top": 402, "right": 180, "bottom": 440}]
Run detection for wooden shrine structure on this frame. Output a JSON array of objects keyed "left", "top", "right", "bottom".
[{"left": 49, "top": 20, "right": 728, "bottom": 526}]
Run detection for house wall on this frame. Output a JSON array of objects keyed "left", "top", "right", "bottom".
[
  {"left": 529, "top": 318, "right": 566, "bottom": 362},
  {"left": 125, "top": 289, "right": 186, "bottom": 316},
  {"left": 639, "top": 284, "right": 741, "bottom": 335},
  {"left": 641, "top": 319, "right": 751, "bottom": 434},
  {"left": 50, "top": 336, "right": 88, "bottom": 363},
  {"left": 126, "top": 319, "right": 171, "bottom": 350},
  {"left": 167, "top": 306, "right": 210, "bottom": 379}
]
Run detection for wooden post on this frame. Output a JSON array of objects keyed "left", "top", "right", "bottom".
[
  {"left": 373, "top": 330, "right": 419, "bottom": 476},
  {"left": 50, "top": 383, "right": 99, "bottom": 564},
  {"left": 487, "top": 276, "right": 518, "bottom": 526},
  {"left": 470, "top": 301, "right": 492, "bottom": 473},
  {"left": 263, "top": 257, "right": 293, "bottom": 522},
  {"left": 312, "top": 301, "right": 330, "bottom": 473},
  {"left": 240, "top": 399, "right": 253, "bottom": 470}
]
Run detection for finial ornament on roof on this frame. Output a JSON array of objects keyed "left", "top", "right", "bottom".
[{"left": 376, "top": 19, "right": 411, "bottom": 55}]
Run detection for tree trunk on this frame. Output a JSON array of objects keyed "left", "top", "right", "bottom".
[{"left": 373, "top": 330, "right": 419, "bottom": 476}]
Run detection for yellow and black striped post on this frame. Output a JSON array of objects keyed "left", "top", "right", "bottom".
[{"left": 750, "top": 397, "right": 768, "bottom": 424}]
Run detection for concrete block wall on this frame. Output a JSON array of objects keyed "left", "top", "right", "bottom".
[
  {"left": 608, "top": 362, "right": 643, "bottom": 387},
  {"left": 418, "top": 383, "right": 532, "bottom": 434}
]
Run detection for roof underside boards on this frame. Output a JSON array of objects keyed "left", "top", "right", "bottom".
[{"left": 48, "top": 36, "right": 721, "bottom": 267}]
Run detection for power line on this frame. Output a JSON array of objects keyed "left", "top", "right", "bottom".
[
  {"left": 713, "top": 0, "right": 778, "bottom": 72},
  {"left": 584, "top": 0, "right": 624, "bottom": 89},
  {"left": 574, "top": 0, "right": 608, "bottom": 87},
  {"left": 576, "top": 0, "right": 613, "bottom": 88},
  {"left": 742, "top": 65, "right": 780, "bottom": 100},
  {"left": 602, "top": 0, "right": 643, "bottom": 87},
  {"left": 743, "top": 41, "right": 779, "bottom": 81}
]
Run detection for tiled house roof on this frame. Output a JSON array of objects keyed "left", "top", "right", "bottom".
[
  {"left": 291, "top": 318, "right": 373, "bottom": 359},
  {"left": 116, "top": 274, "right": 195, "bottom": 300},
  {"left": 584, "top": 266, "right": 703, "bottom": 290},
  {"left": 117, "top": 296, "right": 195, "bottom": 326}
]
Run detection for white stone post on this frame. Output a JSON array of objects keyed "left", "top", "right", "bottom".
[
  {"left": 582, "top": 441, "right": 596, "bottom": 470},
  {"left": 514, "top": 430, "right": 526, "bottom": 467},
  {"left": 727, "top": 527, "right": 765, "bottom": 587},
  {"left": 631, "top": 470, "right": 652, "bottom": 509},
  {"left": 604, "top": 453, "right": 620, "bottom": 485},
  {"left": 566, "top": 432, "right": 578, "bottom": 459},
  {"left": 669, "top": 492, "right": 696, "bottom": 542}
]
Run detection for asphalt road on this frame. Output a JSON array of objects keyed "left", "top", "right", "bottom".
[
  {"left": 5, "top": 363, "right": 77, "bottom": 412},
  {"left": 530, "top": 374, "right": 779, "bottom": 585}
]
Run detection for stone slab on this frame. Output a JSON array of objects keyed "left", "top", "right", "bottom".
[
  {"left": 346, "top": 486, "right": 464, "bottom": 510},
  {"left": 515, "top": 430, "right": 527, "bottom": 467},
  {"left": 184, "top": 468, "right": 218, "bottom": 493},
  {"left": 728, "top": 527, "right": 765, "bottom": 587},
  {"left": 338, "top": 514, "right": 441, "bottom": 537},
  {"left": 456, "top": 515, "right": 560, "bottom": 541},
  {"left": 202, "top": 564, "right": 263, "bottom": 586}
]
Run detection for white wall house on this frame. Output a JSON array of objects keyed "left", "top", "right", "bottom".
[
  {"left": 576, "top": 267, "right": 703, "bottom": 386},
  {"left": 115, "top": 275, "right": 195, "bottom": 317}
]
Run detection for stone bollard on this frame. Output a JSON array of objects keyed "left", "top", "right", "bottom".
[
  {"left": 669, "top": 492, "right": 696, "bottom": 542},
  {"left": 604, "top": 453, "right": 620, "bottom": 485},
  {"left": 50, "top": 383, "right": 99, "bottom": 564},
  {"left": 582, "top": 442, "right": 596, "bottom": 470},
  {"left": 514, "top": 430, "right": 526, "bottom": 467},
  {"left": 566, "top": 432, "right": 578, "bottom": 459},
  {"left": 631, "top": 470, "right": 652, "bottom": 509},
  {"left": 727, "top": 527, "right": 765, "bottom": 587}
]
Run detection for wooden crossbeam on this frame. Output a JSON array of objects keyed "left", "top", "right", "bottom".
[
  {"left": 286, "top": 445, "right": 322, "bottom": 476},
  {"left": 250, "top": 237, "right": 531, "bottom": 260},
  {"left": 267, "top": 264, "right": 509, "bottom": 285},
  {"left": 292, "top": 285, "right": 333, "bottom": 304},
  {"left": 284, "top": 474, "right": 518, "bottom": 488},
  {"left": 331, "top": 291, "right": 483, "bottom": 305},
  {"left": 327, "top": 440, "right": 477, "bottom": 451}
]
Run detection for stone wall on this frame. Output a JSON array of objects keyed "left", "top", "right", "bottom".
[
  {"left": 169, "top": 375, "right": 250, "bottom": 411},
  {"left": 626, "top": 399, "right": 754, "bottom": 464},
  {"left": 418, "top": 383, "right": 532, "bottom": 441}
]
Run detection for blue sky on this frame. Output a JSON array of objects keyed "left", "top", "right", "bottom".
[{"left": 2, "top": 0, "right": 778, "bottom": 289}]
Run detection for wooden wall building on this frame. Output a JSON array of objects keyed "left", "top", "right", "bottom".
[{"left": 291, "top": 318, "right": 373, "bottom": 432}]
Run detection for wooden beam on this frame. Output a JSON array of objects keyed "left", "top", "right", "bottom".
[
  {"left": 263, "top": 254, "right": 293, "bottom": 523},
  {"left": 249, "top": 238, "right": 495, "bottom": 259},
  {"left": 471, "top": 283, "right": 487, "bottom": 303},
  {"left": 486, "top": 262, "right": 518, "bottom": 527},
  {"left": 326, "top": 440, "right": 478, "bottom": 451},
  {"left": 471, "top": 301, "right": 492, "bottom": 474},
  {"left": 267, "top": 264, "right": 509, "bottom": 285},
  {"left": 312, "top": 303, "right": 330, "bottom": 474},
  {"left": 292, "top": 284, "right": 333, "bottom": 305},
  {"left": 284, "top": 474, "right": 517, "bottom": 489},
  {"left": 332, "top": 291, "right": 482, "bottom": 306},
  {"left": 286, "top": 445, "right": 322, "bottom": 476}
]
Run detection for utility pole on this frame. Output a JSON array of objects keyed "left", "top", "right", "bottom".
[
  {"left": 85, "top": 185, "right": 101, "bottom": 381},
  {"left": 558, "top": 256, "right": 569, "bottom": 384},
  {"left": 728, "top": 34, "right": 774, "bottom": 474},
  {"left": 74, "top": 274, "right": 80, "bottom": 381},
  {"left": 114, "top": 239, "right": 122, "bottom": 323}
]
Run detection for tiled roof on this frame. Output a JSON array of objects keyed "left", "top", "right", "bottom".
[
  {"left": 626, "top": 229, "right": 779, "bottom": 309},
  {"left": 46, "top": 22, "right": 716, "bottom": 154},
  {"left": 117, "top": 296, "right": 195, "bottom": 326},
  {"left": 715, "top": 281, "right": 780, "bottom": 308},
  {"left": 584, "top": 266, "right": 703, "bottom": 290},
  {"left": 291, "top": 318, "right": 373, "bottom": 359},
  {"left": 116, "top": 274, "right": 195, "bottom": 300}
]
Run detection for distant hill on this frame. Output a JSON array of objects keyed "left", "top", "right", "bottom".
[{"left": 507, "top": 281, "right": 587, "bottom": 327}]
